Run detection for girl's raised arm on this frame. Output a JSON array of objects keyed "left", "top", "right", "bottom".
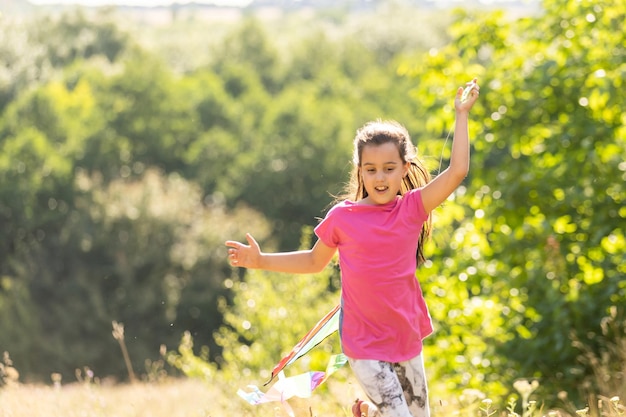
[
  {"left": 225, "top": 233, "right": 336, "bottom": 274},
  {"left": 421, "top": 79, "right": 480, "bottom": 213}
]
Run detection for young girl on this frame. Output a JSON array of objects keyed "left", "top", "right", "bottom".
[{"left": 225, "top": 80, "right": 480, "bottom": 417}]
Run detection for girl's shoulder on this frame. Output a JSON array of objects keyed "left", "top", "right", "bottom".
[
  {"left": 321, "top": 199, "right": 362, "bottom": 219},
  {"left": 326, "top": 199, "right": 357, "bottom": 213}
]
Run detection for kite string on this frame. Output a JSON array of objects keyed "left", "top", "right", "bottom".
[
  {"left": 436, "top": 79, "right": 476, "bottom": 174},
  {"left": 437, "top": 125, "right": 455, "bottom": 175}
]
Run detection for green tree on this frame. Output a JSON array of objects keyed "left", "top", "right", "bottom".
[
  {"left": 0, "top": 72, "right": 102, "bottom": 269},
  {"left": 0, "top": 164, "right": 270, "bottom": 379},
  {"left": 89, "top": 51, "right": 199, "bottom": 179},
  {"left": 29, "top": 8, "right": 130, "bottom": 67},
  {"left": 0, "top": 8, "right": 131, "bottom": 112},
  {"left": 0, "top": 59, "right": 267, "bottom": 379},
  {"left": 402, "top": 0, "right": 625, "bottom": 407},
  {"left": 0, "top": 19, "right": 51, "bottom": 112},
  {"left": 182, "top": 65, "right": 272, "bottom": 197},
  {"left": 0, "top": 79, "right": 89, "bottom": 377},
  {"left": 211, "top": 17, "right": 283, "bottom": 94}
]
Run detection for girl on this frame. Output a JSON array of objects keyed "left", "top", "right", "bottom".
[{"left": 225, "top": 80, "right": 480, "bottom": 417}]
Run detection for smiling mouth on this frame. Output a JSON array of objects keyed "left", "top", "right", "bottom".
[{"left": 375, "top": 186, "right": 388, "bottom": 192}]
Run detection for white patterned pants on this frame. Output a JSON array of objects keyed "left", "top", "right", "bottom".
[{"left": 348, "top": 354, "right": 430, "bottom": 417}]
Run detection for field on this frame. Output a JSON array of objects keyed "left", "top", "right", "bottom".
[
  {"left": 0, "top": 379, "right": 217, "bottom": 417},
  {"left": 0, "top": 376, "right": 373, "bottom": 417},
  {"left": 1, "top": 372, "right": 625, "bottom": 417}
]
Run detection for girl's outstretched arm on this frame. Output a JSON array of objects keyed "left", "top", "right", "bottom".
[
  {"left": 225, "top": 233, "right": 336, "bottom": 274},
  {"left": 421, "top": 79, "right": 480, "bottom": 213}
]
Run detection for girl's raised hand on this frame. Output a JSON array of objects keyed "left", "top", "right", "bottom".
[
  {"left": 455, "top": 78, "right": 480, "bottom": 112},
  {"left": 225, "top": 233, "right": 261, "bottom": 268}
]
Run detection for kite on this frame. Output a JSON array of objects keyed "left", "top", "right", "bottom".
[
  {"left": 237, "top": 304, "right": 345, "bottom": 415},
  {"left": 267, "top": 304, "right": 341, "bottom": 385}
]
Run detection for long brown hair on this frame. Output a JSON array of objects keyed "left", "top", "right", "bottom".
[{"left": 339, "top": 120, "right": 432, "bottom": 266}]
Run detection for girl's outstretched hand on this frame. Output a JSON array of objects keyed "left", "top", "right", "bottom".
[
  {"left": 225, "top": 233, "right": 261, "bottom": 268},
  {"left": 455, "top": 78, "right": 480, "bottom": 112}
]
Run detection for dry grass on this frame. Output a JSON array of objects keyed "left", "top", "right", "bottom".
[
  {"left": 0, "top": 376, "right": 369, "bottom": 417},
  {"left": 0, "top": 379, "right": 218, "bottom": 417},
  {"left": 0, "top": 374, "right": 623, "bottom": 417}
]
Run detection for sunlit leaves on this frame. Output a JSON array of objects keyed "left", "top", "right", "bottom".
[
  {"left": 400, "top": 0, "right": 626, "bottom": 405},
  {"left": 600, "top": 233, "right": 624, "bottom": 256}
]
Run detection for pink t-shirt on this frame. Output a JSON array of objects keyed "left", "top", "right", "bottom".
[{"left": 314, "top": 188, "right": 432, "bottom": 362}]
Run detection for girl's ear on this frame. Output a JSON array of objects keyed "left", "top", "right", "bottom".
[{"left": 403, "top": 161, "right": 411, "bottom": 177}]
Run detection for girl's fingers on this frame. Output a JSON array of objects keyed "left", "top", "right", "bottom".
[
  {"left": 225, "top": 236, "right": 259, "bottom": 267},
  {"left": 225, "top": 240, "right": 244, "bottom": 266},
  {"left": 245, "top": 233, "right": 259, "bottom": 250},
  {"left": 225, "top": 240, "right": 241, "bottom": 249}
]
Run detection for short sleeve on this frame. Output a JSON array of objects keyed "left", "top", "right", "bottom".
[
  {"left": 405, "top": 188, "right": 429, "bottom": 223},
  {"left": 314, "top": 205, "right": 340, "bottom": 248}
]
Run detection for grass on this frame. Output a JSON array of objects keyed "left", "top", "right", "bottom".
[
  {"left": 0, "top": 379, "right": 219, "bottom": 417},
  {"left": 0, "top": 377, "right": 375, "bottom": 417},
  {"left": 1, "top": 319, "right": 625, "bottom": 417},
  {"left": 1, "top": 376, "right": 624, "bottom": 417}
]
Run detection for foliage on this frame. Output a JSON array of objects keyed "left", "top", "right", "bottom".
[
  {"left": 28, "top": 8, "right": 130, "bottom": 67},
  {"left": 0, "top": 8, "right": 131, "bottom": 112},
  {"left": 0, "top": 2, "right": 624, "bottom": 409},
  {"left": 401, "top": 0, "right": 625, "bottom": 407},
  {"left": 0, "top": 165, "right": 270, "bottom": 379},
  {"left": 165, "top": 331, "right": 216, "bottom": 381}
]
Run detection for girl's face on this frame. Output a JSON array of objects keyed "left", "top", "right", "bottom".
[{"left": 359, "top": 142, "right": 410, "bottom": 205}]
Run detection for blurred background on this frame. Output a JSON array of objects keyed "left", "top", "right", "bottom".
[{"left": 0, "top": 0, "right": 624, "bottom": 412}]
